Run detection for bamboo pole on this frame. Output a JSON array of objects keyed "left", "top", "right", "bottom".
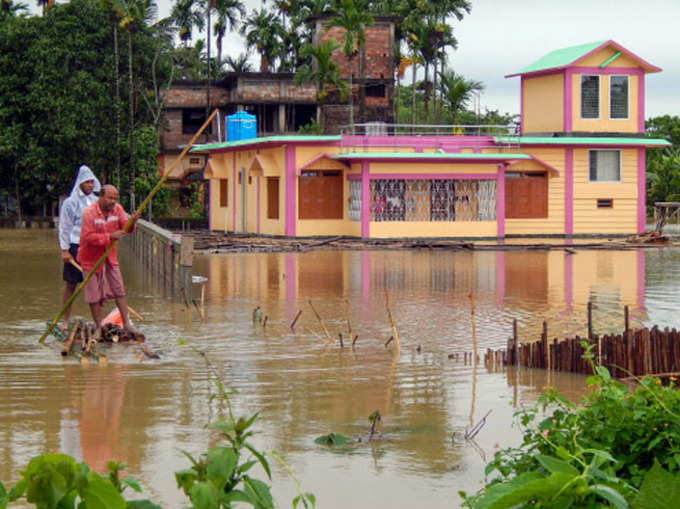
[
  {"left": 385, "top": 290, "right": 400, "bottom": 358},
  {"left": 39, "top": 109, "right": 219, "bottom": 344},
  {"left": 308, "top": 300, "right": 332, "bottom": 342}
]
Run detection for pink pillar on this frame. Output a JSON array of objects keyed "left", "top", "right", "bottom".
[
  {"left": 285, "top": 145, "right": 296, "bottom": 236},
  {"left": 232, "top": 153, "right": 237, "bottom": 231},
  {"left": 496, "top": 165, "right": 505, "bottom": 237},
  {"left": 563, "top": 69, "right": 573, "bottom": 132},
  {"left": 361, "top": 161, "right": 370, "bottom": 238},
  {"left": 637, "top": 71, "right": 645, "bottom": 133},
  {"left": 565, "top": 148, "right": 574, "bottom": 235},
  {"left": 637, "top": 148, "right": 646, "bottom": 234}
]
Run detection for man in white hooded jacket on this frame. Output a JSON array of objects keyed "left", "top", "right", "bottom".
[{"left": 58, "top": 165, "right": 101, "bottom": 331}]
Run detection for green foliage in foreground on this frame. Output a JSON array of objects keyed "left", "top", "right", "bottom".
[
  {"left": 0, "top": 345, "right": 315, "bottom": 509},
  {"left": 461, "top": 342, "right": 680, "bottom": 508}
]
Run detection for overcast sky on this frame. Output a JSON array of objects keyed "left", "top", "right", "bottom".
[{"left": 29, "top": 0, "right": 680, "bottom": 118}]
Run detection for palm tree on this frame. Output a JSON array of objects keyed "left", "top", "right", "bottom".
[
  {"left": 171, "top": 0, "right": 204, "bottom": 47},
  {"left": 438, "top": 69, "right": 483, "bottom": 123},
  {"left": 120, "top": 0, "right": 158, "bottom": 209},
  {"left": 35, "top": 0, "right": 52, "bottom": 15},
  {"left": 224, "top": 53, "right": 253, "bottom": 72},
  {"left": 295, "top": 39, "right": 348, "bottom": 131},
  {"left": 213, "top": 0, "right": 244, "bottom": 66},
  {"left": 326, "top": 0, "right": 373, "bottom": 133},
  {"left": 240, "top": 8, "right": 284, "bottom": 72}
]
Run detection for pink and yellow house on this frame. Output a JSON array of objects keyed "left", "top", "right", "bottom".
[{"left": 194, "top": 40, "right": 669, "bottom": 239}]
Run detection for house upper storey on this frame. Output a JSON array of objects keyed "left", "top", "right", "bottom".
[{"left": 506, "top": 40, "right": 661, "bottom": 136}]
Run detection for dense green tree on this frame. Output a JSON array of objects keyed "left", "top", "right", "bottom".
[
  {"left": 224, "top": 52, "right": 252, "bottom": 72},
  {"left": 438, "top": 69, "right": 483, "bottom": 123},
  {"left": 170, "top": 0, "right": 203, "bottom": 47},
  {"left": 213, "top": 0, "right": 244, "bottom": 66},
  {"left": 295, "top": 38, "right": 347, "bottom": 130},
  {"left": 0, "top": 0, "right": 27, "bottom": 18},
  {"left": 240, "top": 7, "right": 284, "bottom": 72}
]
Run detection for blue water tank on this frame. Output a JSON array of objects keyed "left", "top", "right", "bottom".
[{"left": 227, "top": 111, "right": 257, "bottom": 141}]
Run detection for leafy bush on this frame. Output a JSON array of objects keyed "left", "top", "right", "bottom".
[{"left": 461, "top": 343, "right": 680, "bottom": 508}]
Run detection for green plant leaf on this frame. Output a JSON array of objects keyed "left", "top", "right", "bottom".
[
  {"left": 243, "top": 476, "right": 274, "bottom": 509},
  {"left": 471, "top": 471, "right": 577, "bottom": 509},
  {"left": 122, "top": 477, "right": 143, "bottom": 493},
  {"left": 8, "top": 480, "right": 26, "bottom": 502},
  {"left": 293, "top": 492, "right": 316, "bottom": 509},
  {"left": 206, "top": 447, "right": 238, "bottom": 488},
  {"left": 174, "top": 468, "right": 198, "bottom": 496},
  {"left": 223, "top": 489, "right": 254, "bottom": 504},
  {"left": 244, "top": 443, "right": 272, "bottom": 480},
  {"left": 79, "top": 472, "right": 127, "bottom": 509},
  {"left": 633, "top": 461, "right": 680, "bottom": 509},
  {"left": 189, "top": 481, "right": 220, "bottom": 509},
  {"left": 314, "top": 433, "right": 348, "bottom": 446},
  {"left": 595, "top": 366, "right": 612, "bottom": 381},
  {"left": 126, "top": 500, "right": 162, "bottom": 509},
  {"left": 238, "top": 460, "right": 257, "bottom": 474},
  {"left": 535, "top": 455, "right": 579, "bottom": 477},
  {"left": 0, "top": 481, "right": 7, "bottom": 509},
  {"left": 23, "top": 454, "right": 78, "bottom": 508},
  {"left": 589, "top": 484, "right": 629, "bottom": 509}
]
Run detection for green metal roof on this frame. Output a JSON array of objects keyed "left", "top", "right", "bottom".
[
  {"left": 332, "top": 152, "right": 531, "bottom": 160},
  {"left": 507, "top": 40, "right": 607, "bottom": 77},
  {"left": 494, "top": 136, "right": 671, "bottom": 147},
  {"left": 191, "top": 135, "right": 342, "bottom": 152}
]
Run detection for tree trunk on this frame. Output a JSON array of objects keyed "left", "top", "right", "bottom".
[
  {"left": 423, "top": 62, "right": 429, "bottom": 121},
  {"left": 348, "top": 65, "right": 354, "bottom": 134},
  {"left": 217, "top": 34, "right": 222, "bottom": 69},
  {"left": 128, "top": 31, "right": 135, "bottom": 209},
  {"left": 411, "top": 59, "right": 416, "bottom": 127},
  {"left": 206, "top": 3, "right": 211, "bottom": 139},
  {"left": 114, "top": 22, "right": 120, "bottom": 189},
  {"left": 358, "top": 43, "right": 365, "bottom": 124},
  {"left": 433, "top": 59, "right": 438, "bottom": 124}
]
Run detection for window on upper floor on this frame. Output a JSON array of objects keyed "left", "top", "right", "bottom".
[
  {"left": 610, "top": 75, "right": 629, "bottom": 119},
  {"left": 182, "top": 108, "right": 212, "bottom": 134},
  {"left": 589, "top": 150, "right": 621, "bottom": 182},
  {"left": 581, "top": 75, "right": 600, "bottom": 119}
]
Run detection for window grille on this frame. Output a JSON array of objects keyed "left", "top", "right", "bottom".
[
  {"left": 610, "top": 76, "right": 628, "bottom": 119},
  {"left": 581, "top": 75, "right": 599, "bottom": 119}
]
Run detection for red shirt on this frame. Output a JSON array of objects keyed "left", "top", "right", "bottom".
[{"left": 78, "top": 202, "right": 135, "bottom": 272}]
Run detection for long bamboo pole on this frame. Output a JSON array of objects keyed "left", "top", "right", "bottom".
[{"left": 39, "top": 109, "right": 219, "bottom": 344}]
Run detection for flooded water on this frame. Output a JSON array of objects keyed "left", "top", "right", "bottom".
[{"left": 1, "top": 229, "right": 679, "bottom": 508}]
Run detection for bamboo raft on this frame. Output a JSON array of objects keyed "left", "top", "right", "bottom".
[
  {"left": 485, "top": 304, "right": 680, "bottom": 379},
  {"left": 49, "top": 320, "right": 159, "bottom": 362}
]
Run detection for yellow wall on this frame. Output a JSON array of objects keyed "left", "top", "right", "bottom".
[
  {"left": 370, "top": 221, "right": 496, "bottom": 238},
  {"left": 572, "top": 148, "right": 637, "bottom": 234},
  {"left": 522, "top": 74, "right": 564, "bottom": 134},
  {"left": 506, "top": 148, "right": 566, "bottom": 235},
  {"left": 206, "top": 153, "right": 232, "bottom": 232},
  {"left": 578, "top": 47, "right": 640, "bottom": 69},
  {"left": 571, "top": 72, "right": 639, "bottom": 133}
]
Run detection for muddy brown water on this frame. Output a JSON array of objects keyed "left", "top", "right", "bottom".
[{"left": 1, "top": 229, "right": 679, "bottom": 508}]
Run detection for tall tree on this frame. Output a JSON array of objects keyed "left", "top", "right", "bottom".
[
  {"left": 119, "top": 0, "right": 158, "bottom": 209},
  {"left": 170, "top": 0, "right": 204, "bottom": 47},
  {"left": 240, "top": 7, "right": 284, "bottom": 72},
  {"left": 438, "top": 68, "right": 482, "bottom": 123},
  {"left": 213, "top": 0, "right": 244, "bottom": 67},
  {"left": 326, "top": 0, "right": 373, "bottom": 133},
  {"left": 295, "top": 38, "right": 347, "bottom": 130},
  {"left": 0, "top": 0, "right": 27, "bottom": 18}
]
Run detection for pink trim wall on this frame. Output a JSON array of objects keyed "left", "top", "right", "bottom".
[
  {"left": 637, "top": 148, "right": 646, "bottom": 234},
  {"left": 232, "top": 153, "right": 236, "bottom": 231},
  {"left": 563, "top": 68, "right": 573, "bottom": 131},
  {"left": 565, "top": 148, "right": 574, "bottom": 235},
  {"left": 285, "top": 145, "right": 296, "bottom": 236},
  {"left": 637, "top": 70, "right": 645, "bottom": 132},
  {"left": 520, "top": 77, "right": 524, "bottom": 134},
  {"left": 347, "top": 173, "right": 498, "bottom": 180},
  {"left": 361, "top": 161, "right": 370, "bottom": 238},
  {"left": 496, "top": 165, "right": 505, "bottom": 237}
]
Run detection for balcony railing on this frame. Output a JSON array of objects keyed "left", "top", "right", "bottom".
[{"left": 338, "top": 123, "right": 521, "bottom": 154}]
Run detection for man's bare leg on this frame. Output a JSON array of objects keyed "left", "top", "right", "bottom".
[
  {"left": 115, "top": 296, "right": 140, "bottom": 335},
  {"left": 62, "top": 282, "right": 77, "bottom": 333},
  {"left": 89, "top": 301, "right": 104, "bottom": 339}
]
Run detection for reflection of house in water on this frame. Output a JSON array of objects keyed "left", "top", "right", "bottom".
[{"left": 196, "top": 248, "right": 646, "bottom": 342}]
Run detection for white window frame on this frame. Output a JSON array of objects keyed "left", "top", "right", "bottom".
[
  {"left": 609, "top": 75, "right": 630, "bottom": 120},
  {"left": 580, "top": 74, "right": 600, "bottom": 120},
  {"left": 588, "top": 149, "right": 622, "bottom": 183}
]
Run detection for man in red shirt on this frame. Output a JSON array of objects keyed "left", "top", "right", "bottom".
[{"left": 79, "top": 185, "right": 141, "bottom": 338}]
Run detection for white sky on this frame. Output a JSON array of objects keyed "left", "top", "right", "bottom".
[{"left": 29, "top": 0, "right": 680, "bottom": 118}]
